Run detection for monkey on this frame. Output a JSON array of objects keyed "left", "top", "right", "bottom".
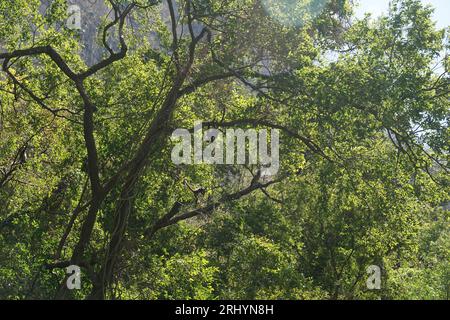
[{"left": 18, "top": 145, "right": 28, "bottom": 164}]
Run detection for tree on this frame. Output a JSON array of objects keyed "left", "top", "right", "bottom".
[{"left": 0, "top": 0, "right": 448, "bottom": 299}]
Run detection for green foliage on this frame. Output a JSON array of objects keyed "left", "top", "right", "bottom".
[{"left": 0, "top": 0, "right": 448, "bottom": 300}]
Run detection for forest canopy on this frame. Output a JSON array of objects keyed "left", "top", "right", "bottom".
[{"left": 0, "top": 0, "right": 448, "bottom": 300}]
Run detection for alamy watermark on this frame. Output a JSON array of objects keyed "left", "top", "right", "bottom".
[
  {"left": 366, "top": 265, "right": 381, "bottom": 290},
  {"left": 67, "top": 5, "right": 81, "bottom": 30},
  {"left": 171, "top": 121, "right": 280, "bottom": 176},
  {"left": 66, "top": 265, "right": 81, "bottom": 290}
]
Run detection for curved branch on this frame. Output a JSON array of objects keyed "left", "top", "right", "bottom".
[{"left": 145, "top": 175, "right": 284, "bottom": 239}]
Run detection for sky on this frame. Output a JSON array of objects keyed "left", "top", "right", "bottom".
[{"left": 355, "top": 0, "right": 449, "bottom": 28}]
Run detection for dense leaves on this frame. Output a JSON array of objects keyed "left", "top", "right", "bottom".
[{"left": 0, "top": 0, "right": 448, "bottom": 299}]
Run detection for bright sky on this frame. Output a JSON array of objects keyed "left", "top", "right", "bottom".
[{"left": 355, "top": 0, "right": 450, "bottom": 28}]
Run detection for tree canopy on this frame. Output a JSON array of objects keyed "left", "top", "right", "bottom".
[{"left": 0, "top": 0, "right": 448, "bottom": 300}]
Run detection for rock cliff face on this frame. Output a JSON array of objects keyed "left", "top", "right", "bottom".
[
  {"left": 39, "top": 0, "right": 110, "bottom": 65},
  {"left": 67, "top": 0, "right": 110, "bottom": 66},
  {"left": 40, "top": 1, "right": 200, "bottom": 65}
]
